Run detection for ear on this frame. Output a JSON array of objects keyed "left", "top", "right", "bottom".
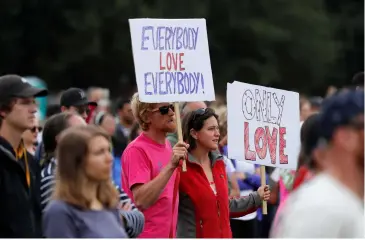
[
  {"left": 190, "top": 128, "right": 198, "bottom": 140},
  {"left": 0, "top": 111, "right": 6, "bottom": 118}
]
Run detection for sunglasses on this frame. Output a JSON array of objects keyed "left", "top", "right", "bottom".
[
  {"left": 151, "top": 104, "right": 175, "bottom": 115},
  {"left": 192, "top": 108, "right": 208, "bottom": 121},
  {"left": 31, "top": 126, "right": 42, "bottom": 133},
  {"left": 75, "top": 105, "right": 90, "bottom": 115}
]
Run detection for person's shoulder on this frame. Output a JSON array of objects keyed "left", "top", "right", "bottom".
[
  {"left": 44, "top": 200, "right": 72, "bottom": 215},
  {"left": 122, "top": 141, "right": 147, "bottom": 161}
]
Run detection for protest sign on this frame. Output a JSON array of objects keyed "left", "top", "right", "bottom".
[
  {"left": 227, "top": 81, "right": 300, "bottom": 170},
  {"left": 129, "top": 18, "right": 215, "bottom": 103}
]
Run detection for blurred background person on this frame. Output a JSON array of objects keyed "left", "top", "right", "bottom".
[
  {"left": 113, "top": 98, "right": 135, "bottom": 159},
  {"left": 299, "top": 96, "right": 311, "bottom": 125},
  {"left": 22, "top": 117, "right": 41, "bottom": 155},
  {"left": 128, "top": 122, "right": 142, "bottom": 143},
  {"left": 60, "top": 88, "right": 97, "bottom": 121},
  {"left": 271, "top": 90, "right": 364, "bottom": 238},
  {"left": 93, "top": 111, "right": 121, "bottom": 188}
]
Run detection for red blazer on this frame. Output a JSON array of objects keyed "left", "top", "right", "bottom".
[{"left": 177, "top": 151, "right": 261, "bottom": 238}]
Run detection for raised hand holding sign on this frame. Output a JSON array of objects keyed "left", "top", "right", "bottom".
[{"left": 129, "top": 18, "right": 215, "bottom": 171}]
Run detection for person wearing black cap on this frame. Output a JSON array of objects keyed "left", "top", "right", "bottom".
[
  {"left": 271, "top": 89, "right": 364, "bottom": 238},
  {"left": 60, "top": 87, "right": 97, "bottom": 120},
  {"left": 0, "top": 74, "right": 48, "bottom": 237},
  {"left": 35, "top": 88, "right": 96, "bottom": 163}
]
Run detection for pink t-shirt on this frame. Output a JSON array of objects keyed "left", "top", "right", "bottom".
[{"left": 122, "top": 133, "right": 179, "bottom": 238}]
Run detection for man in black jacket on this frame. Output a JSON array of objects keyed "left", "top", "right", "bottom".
[{"left": 0, "top": 75, "right": 48, "bottom": 237}]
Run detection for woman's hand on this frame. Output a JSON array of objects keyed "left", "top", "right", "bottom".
[{"left": 257, "top": 185, "right": 270, "bottom": 201}]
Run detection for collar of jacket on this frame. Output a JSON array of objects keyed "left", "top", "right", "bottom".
[{"left": 0, "top": 136, "right": 26, "bottom": 160}]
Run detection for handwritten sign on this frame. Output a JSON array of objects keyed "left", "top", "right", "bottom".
[
  {"left": 129, "top": 18, "right": 215, "bottom": 103},
  {"left": 227, "top": 81, "right": 300, "bottom": 170}
]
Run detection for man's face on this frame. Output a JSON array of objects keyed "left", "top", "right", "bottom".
[
  {"left": 147, "top": 103, "right": 176, "bottom": 133},
  {"left": 119, "top": 103, "right": 134, "bottom": 125},
  {"left": 3, "top": 98, "right": 37, "bottom": 131},
  {"left": 63, "top": 105, "right": 89, "bottom": 120}
]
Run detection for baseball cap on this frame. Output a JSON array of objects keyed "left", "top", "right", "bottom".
[
  {"left": 60, "top": 88, "right": 97, "bottom": 107},
  {"left": 0, "top": 75, "right": 48, "bottom": 102},
  {"left": 319, "top": 89, "right": 364, "bottom": 142},
  {"left": 309, "top": 96, "right": 323, "bottom": 108}
]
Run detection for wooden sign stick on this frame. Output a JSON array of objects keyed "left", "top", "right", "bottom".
[
  {"left": 174, "top": 102, "right": 187, "bottom": 172},
  {"left": 260, "top": 165, "right": 267, "bottom": 215}
]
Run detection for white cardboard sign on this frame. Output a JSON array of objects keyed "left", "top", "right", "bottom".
[
  {"left": 129, "top": 18, "right": 215, "bottom": 103},
  {"left": 227, "top": 81, "right": 300, "bottom": 170}
]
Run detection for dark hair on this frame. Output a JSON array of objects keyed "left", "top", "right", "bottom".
[
  {"left": 182, "top": 108, "right": 218, "bottom": 150},
  {"left": 42, "top": 112, "right": 74, "bottom": 165},
  {"left": 115, "top": 98, "right": 130, "bottom": 111},
  {"left": 46, "top": 104, "right": 61, "bottom": 118},
  {"left": 54, "top": 125, "right": 118, "bottom": 209},
  {"left": 129, "top": 123, "right": 141, "bottom": 143},
  {"left": 297, "top": 113, "right": 321, "bottom": 171},
  {"left": 0, "top": 98, "right": 15, "bottom": 127}
]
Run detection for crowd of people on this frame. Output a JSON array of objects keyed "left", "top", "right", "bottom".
[{"left": 0, "top": 72, "right": 363, "bottom": 238}]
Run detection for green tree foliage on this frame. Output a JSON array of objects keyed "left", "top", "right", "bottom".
[{"left": 0, "top": 0, "right": 362, "bottom": 97}]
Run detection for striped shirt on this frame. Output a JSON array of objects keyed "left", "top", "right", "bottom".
[{"left": 40, "top": 158, "right": 144, "bottom": 238}]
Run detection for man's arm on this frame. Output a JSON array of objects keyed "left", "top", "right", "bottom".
[
  {"left": 132, "top": 163, "right": 176, "bottom": 209},
  {"left": 122, "top": 147, "right": 176, "bottom": 210}
]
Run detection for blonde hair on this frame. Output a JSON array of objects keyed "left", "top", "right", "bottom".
[{"left": 130, "top": 92, "right": 156, "bottom": 131}]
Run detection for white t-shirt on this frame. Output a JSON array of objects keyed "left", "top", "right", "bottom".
[
  {"left": 223, "top": 155, "right": 235, "bottom": 174},
  {"left": 270, "top": 173, "right": 364, "bottom": 238}
]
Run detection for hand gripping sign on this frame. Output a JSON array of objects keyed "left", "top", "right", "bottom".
[
  {"left": 129, "top": 18, "right": 215, "bottom": 171},
  {"left": 227, "top": 81, "right": 300, "bottom": 213}
]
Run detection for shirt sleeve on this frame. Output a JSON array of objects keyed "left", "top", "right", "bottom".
[
  {"left": 43, "top": 201, "right": 78, "bottom": 238},
  {"left": 229, "top": 192, "right": 261, "bottom": 218},
  {"left": 122, "top": 146, "right": 152, "bottom": 191},
  {"left": 40, "top": 162, "right": 56, "bottom": 211},
  {"left": 117, "top": 186, "right": 145, "bottom": 238}
]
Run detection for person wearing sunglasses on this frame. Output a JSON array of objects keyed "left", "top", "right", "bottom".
[
  {"left": 35, "top": 88, "right": 97, "bottom": 164},
  {"left": 178, "top": 108, "right": 271, "bottom": 238},
  {"left": 22, "top": 117, "right": 42, "bottom": 155},
  {"left": 122, "top": 92, "right": 188, "bottom": 238},
  {"left": 60, "top": 88, "right": 97, "bottom": 120}
]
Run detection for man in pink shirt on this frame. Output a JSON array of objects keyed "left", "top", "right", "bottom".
[{"left": 122, "top": 93, "right": 188, "bottom": 238}]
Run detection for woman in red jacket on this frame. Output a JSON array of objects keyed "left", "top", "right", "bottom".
[{"left": 177, "top": 108, "right": 270, "bottom": 238}]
